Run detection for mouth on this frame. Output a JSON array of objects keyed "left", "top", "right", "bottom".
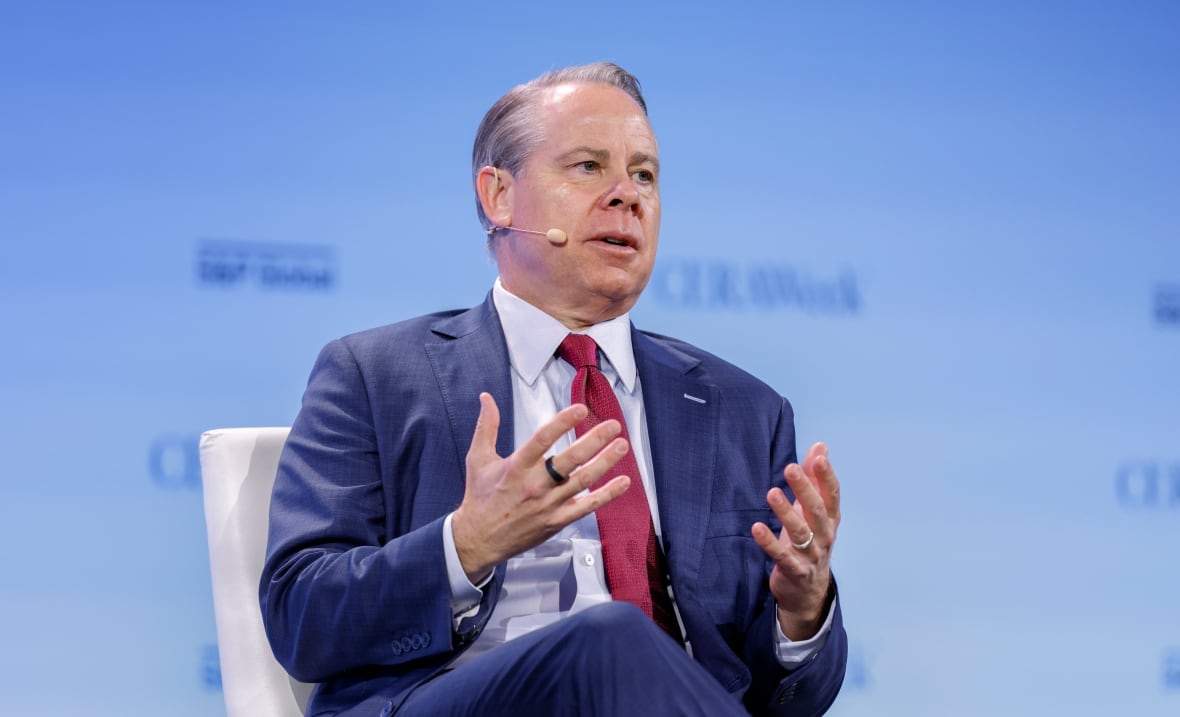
[{"left": 591, "top": 232, "right": 640, "bottom": 250}]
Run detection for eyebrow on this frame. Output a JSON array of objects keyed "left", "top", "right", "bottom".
[
  {"left": 630, "top": 151, "right": 660, "bottom": 173},
  {"left": 558, "top": 146, "right": 660, "bottom": 172}
]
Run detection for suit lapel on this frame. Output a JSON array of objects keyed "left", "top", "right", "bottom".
[
  {"left": 633, "top": 328, "right": 719, "bottom": 592},
  {"left": 423, "top": 295, "right": 514, "bottom": 602},
  {"left": 423, "top": 294, "right": 516, "bottom": 471}
]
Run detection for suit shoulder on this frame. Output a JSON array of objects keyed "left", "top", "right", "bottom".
[
  {"left": 337, "top": 308, "right": 467, "bottom": 349},
  {"left": 637, "top": 329, "right": 786, "bottom": 400},
  {"left": 299, "top": 308, "right": 472, "bottom": 378}
]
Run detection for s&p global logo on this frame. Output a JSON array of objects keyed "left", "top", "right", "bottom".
[
  {"left": 1155, "top": 284, "right": 1180, "bottom": 327},
  {"left": 650, "top": 258, "right": 860, "bottom": 315},
  {"left": 197, "top": 238, "right": 336, "bottom": 291}
]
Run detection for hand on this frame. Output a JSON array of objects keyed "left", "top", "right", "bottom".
[
  {"left": 451, "top": 392, "right": 633, "bottom": 583},
  {"left": 751, "top": 442, "right": 841, "bottom": 640}
]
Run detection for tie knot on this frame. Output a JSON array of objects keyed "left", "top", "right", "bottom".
[{"left": 556, "top": 333, "right": 599, "bottom": 369}]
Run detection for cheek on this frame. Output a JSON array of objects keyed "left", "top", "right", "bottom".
[
  {"left": 643, "top": 201, "right": 661, "bottom": 243},
  {"left": 644, "top": 194, "right": 661, "bottom": 221},
  {"left": 547, "top": 184, "right": 577, "bottom": 210}
]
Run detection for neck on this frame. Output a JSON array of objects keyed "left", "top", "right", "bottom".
[{"left": 497, "top": 280, "right": 627, "bottom": 331}]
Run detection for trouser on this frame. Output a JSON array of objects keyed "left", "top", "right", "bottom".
[{"left": 394, "top": 602, "right": 749, "bottom": 716}]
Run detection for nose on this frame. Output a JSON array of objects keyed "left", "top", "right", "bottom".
[{"left": 602, "top": 174, "right": 641, "bottom": 215}]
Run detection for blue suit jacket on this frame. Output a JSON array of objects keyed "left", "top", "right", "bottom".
[{"left": 261, "top": 295, "right": 847, "bottom": 716}]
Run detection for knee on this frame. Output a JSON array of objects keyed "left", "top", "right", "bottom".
[
  {"left": 562, "top": 602, "right": 676, "bottom": 669},
  {"left": 573, "top": 601, "right": 654, "bottom": 636},
  {"left": 556, "top": 603, "right": 703, "bottom": 704}
]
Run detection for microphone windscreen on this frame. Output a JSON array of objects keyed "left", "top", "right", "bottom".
[{"left": 546, "top": 228, "right": 568, "bottom": 246}]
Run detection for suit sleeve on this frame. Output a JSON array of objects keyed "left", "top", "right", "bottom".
[
  {"left": 744, "top": 397, "right": 849, "bottom": 717},
  {"left": 258, "top": 338, "right": 494, "bottom": 682}
]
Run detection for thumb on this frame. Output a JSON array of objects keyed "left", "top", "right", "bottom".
[{"left": 467, "top": 392, "right": 501, "bottom": 463}]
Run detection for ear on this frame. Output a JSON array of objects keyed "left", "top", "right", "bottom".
[{"left": 475, "top": 166, "right": 513, "bottom": 229}]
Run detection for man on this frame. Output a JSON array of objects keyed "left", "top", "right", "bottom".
[{"left": 262, "top": 62, "right": 847, "bottom": 716}]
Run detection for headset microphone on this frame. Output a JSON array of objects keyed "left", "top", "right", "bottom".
[{"left": 488, "top": 226, "right": 568, "bottom": 246}]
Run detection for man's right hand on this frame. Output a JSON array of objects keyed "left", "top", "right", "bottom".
[{"left": 451, "top": 392, "right": 632, "bottom": 583}]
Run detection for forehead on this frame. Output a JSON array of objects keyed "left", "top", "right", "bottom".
[{"left": 531, "top": 82, "right": 657, "bottom": 155}]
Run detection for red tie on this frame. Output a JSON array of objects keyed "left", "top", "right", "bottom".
[{"left": 556, "top": 333, "right": 680, "bottom": 641}]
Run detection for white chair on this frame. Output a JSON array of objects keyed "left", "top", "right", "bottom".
[{"left": 200, "top": 427, "right": 314, "bottom": 717}]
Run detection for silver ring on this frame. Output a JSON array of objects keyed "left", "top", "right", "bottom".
[
  {"left": 792, "top": 530, "right": 815, "bottom": 551},
  {"left": 544, "top": 456, "right": 568, "bottom": 485}
]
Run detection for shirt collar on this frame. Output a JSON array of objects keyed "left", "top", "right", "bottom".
[{"left": 492, "top": 278, "right": 637, "bottom": 393}]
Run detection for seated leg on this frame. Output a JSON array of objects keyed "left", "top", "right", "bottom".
[{"left": 396, "top": 602, "right": 747, "bottom": 716}]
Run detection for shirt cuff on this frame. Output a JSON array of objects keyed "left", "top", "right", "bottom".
[
  {"left": 772, "top": 596, "right": 836, "bottom": 668},
  {"left": 442, "top": 512, "right": 489, "bottom": 627}
]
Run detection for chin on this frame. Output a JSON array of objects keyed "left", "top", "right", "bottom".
[
  {"left": 586, "top": 285, "right": 643, "bottom": 315},
  {"left": 595, "top": 267, "right": 650, "bottom": 295}
]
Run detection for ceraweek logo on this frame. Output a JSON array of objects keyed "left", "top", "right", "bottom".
[
  {"left": 196, "top": 238, "right": 336, "bottom": 291},
  {"left": 201, "top": 643, "right": 222, "bottom": 692},
  {"left": 843, "top": 642, "right": 870, "bottom": 691},
  {"left": 1165, "top": 648, "right": 1180, "bottom": 691},
  {"left": 1155, "top": 284, "right": 1180, "bottom": 326},
  {"left": 149, "top": 434, "right": 202, "bottom": 491},
  {"left": 650, "top": 258, "right": 860, "bottom": 315},
  {"left": 1115, "top": 461, "right": 1180, "bottom": 509}
]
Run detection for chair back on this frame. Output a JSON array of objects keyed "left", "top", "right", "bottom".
[{"left": 200, "top": 427, "right": 313, "bottom": 717}]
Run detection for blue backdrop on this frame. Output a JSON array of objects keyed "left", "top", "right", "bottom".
[{"left": 1, "top": 2, "right": 1177, "bottom": 714}]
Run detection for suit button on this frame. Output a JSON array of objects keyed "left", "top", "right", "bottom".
[
  {"left": 391, "top": 643, "right": 402, "bottom": 656},
  {"left": 400, "top": 636, "right": 414, "bottom": 652}
]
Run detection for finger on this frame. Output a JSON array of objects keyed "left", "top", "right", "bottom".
[
  {"left": 751, "top": 520, "right": 807, "bottom": 574},
  {"left": 800, "top": 442, "right": 828, "bottom": 482},
  {"left": 813, "top": 454, "right": 841, "bottom": 524},
  {"left": 798, "top": 442, "right": 838, "bottom": 527},
  {"left": 558, "top": 475, "right": 631, "bottom": 524},
  {"left": 750, "top": 520, "right": 781, "bottom": 556},
  {"left": 551, "top": 420, "right": 623, "bottom": 478},
  {"left": 516, "top": 403, "right": 589, "bottom": 465},
  {"left": 562, "top": 436, "right": 629, "bottom": 492},
  {"left": 466, "top": 392, "right": 501, "bottom": 463},
  {"left": 767, "top": 486, "right": 815, "bottom": 548},
  {"left": 786, "top": 464, "right": 831, "bottom": 537}
]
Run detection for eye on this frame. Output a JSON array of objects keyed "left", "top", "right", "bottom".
[
  {"left": 576, "top": 160, "right": 600, "bottom": 172},
  {"left": 634, "top": 169, "right": 656, "bottom": 184}
]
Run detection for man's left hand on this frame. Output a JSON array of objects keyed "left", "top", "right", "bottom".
[{"left": 751, "top": 442, "right": 841, "bottom": 641}]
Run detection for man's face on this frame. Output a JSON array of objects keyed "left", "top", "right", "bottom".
[{"left": 493, "top": 82, "right": 661, "bottom": 329}]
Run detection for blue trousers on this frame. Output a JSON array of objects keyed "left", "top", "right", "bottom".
[{"left": 395, "top": 602, "right": 749, "bottom": 716}]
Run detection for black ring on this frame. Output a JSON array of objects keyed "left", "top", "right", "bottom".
[{"left": 544, "top": 456, "right": 568, "bottom": 484}]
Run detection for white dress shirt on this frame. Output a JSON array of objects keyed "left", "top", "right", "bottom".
[{"left": 441, "top": 279, "right": 831, "bottom": 668}]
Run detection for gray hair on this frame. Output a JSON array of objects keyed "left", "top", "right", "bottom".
[{"left": 471, "top": 62, "right": 648, "bottom": 234}]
